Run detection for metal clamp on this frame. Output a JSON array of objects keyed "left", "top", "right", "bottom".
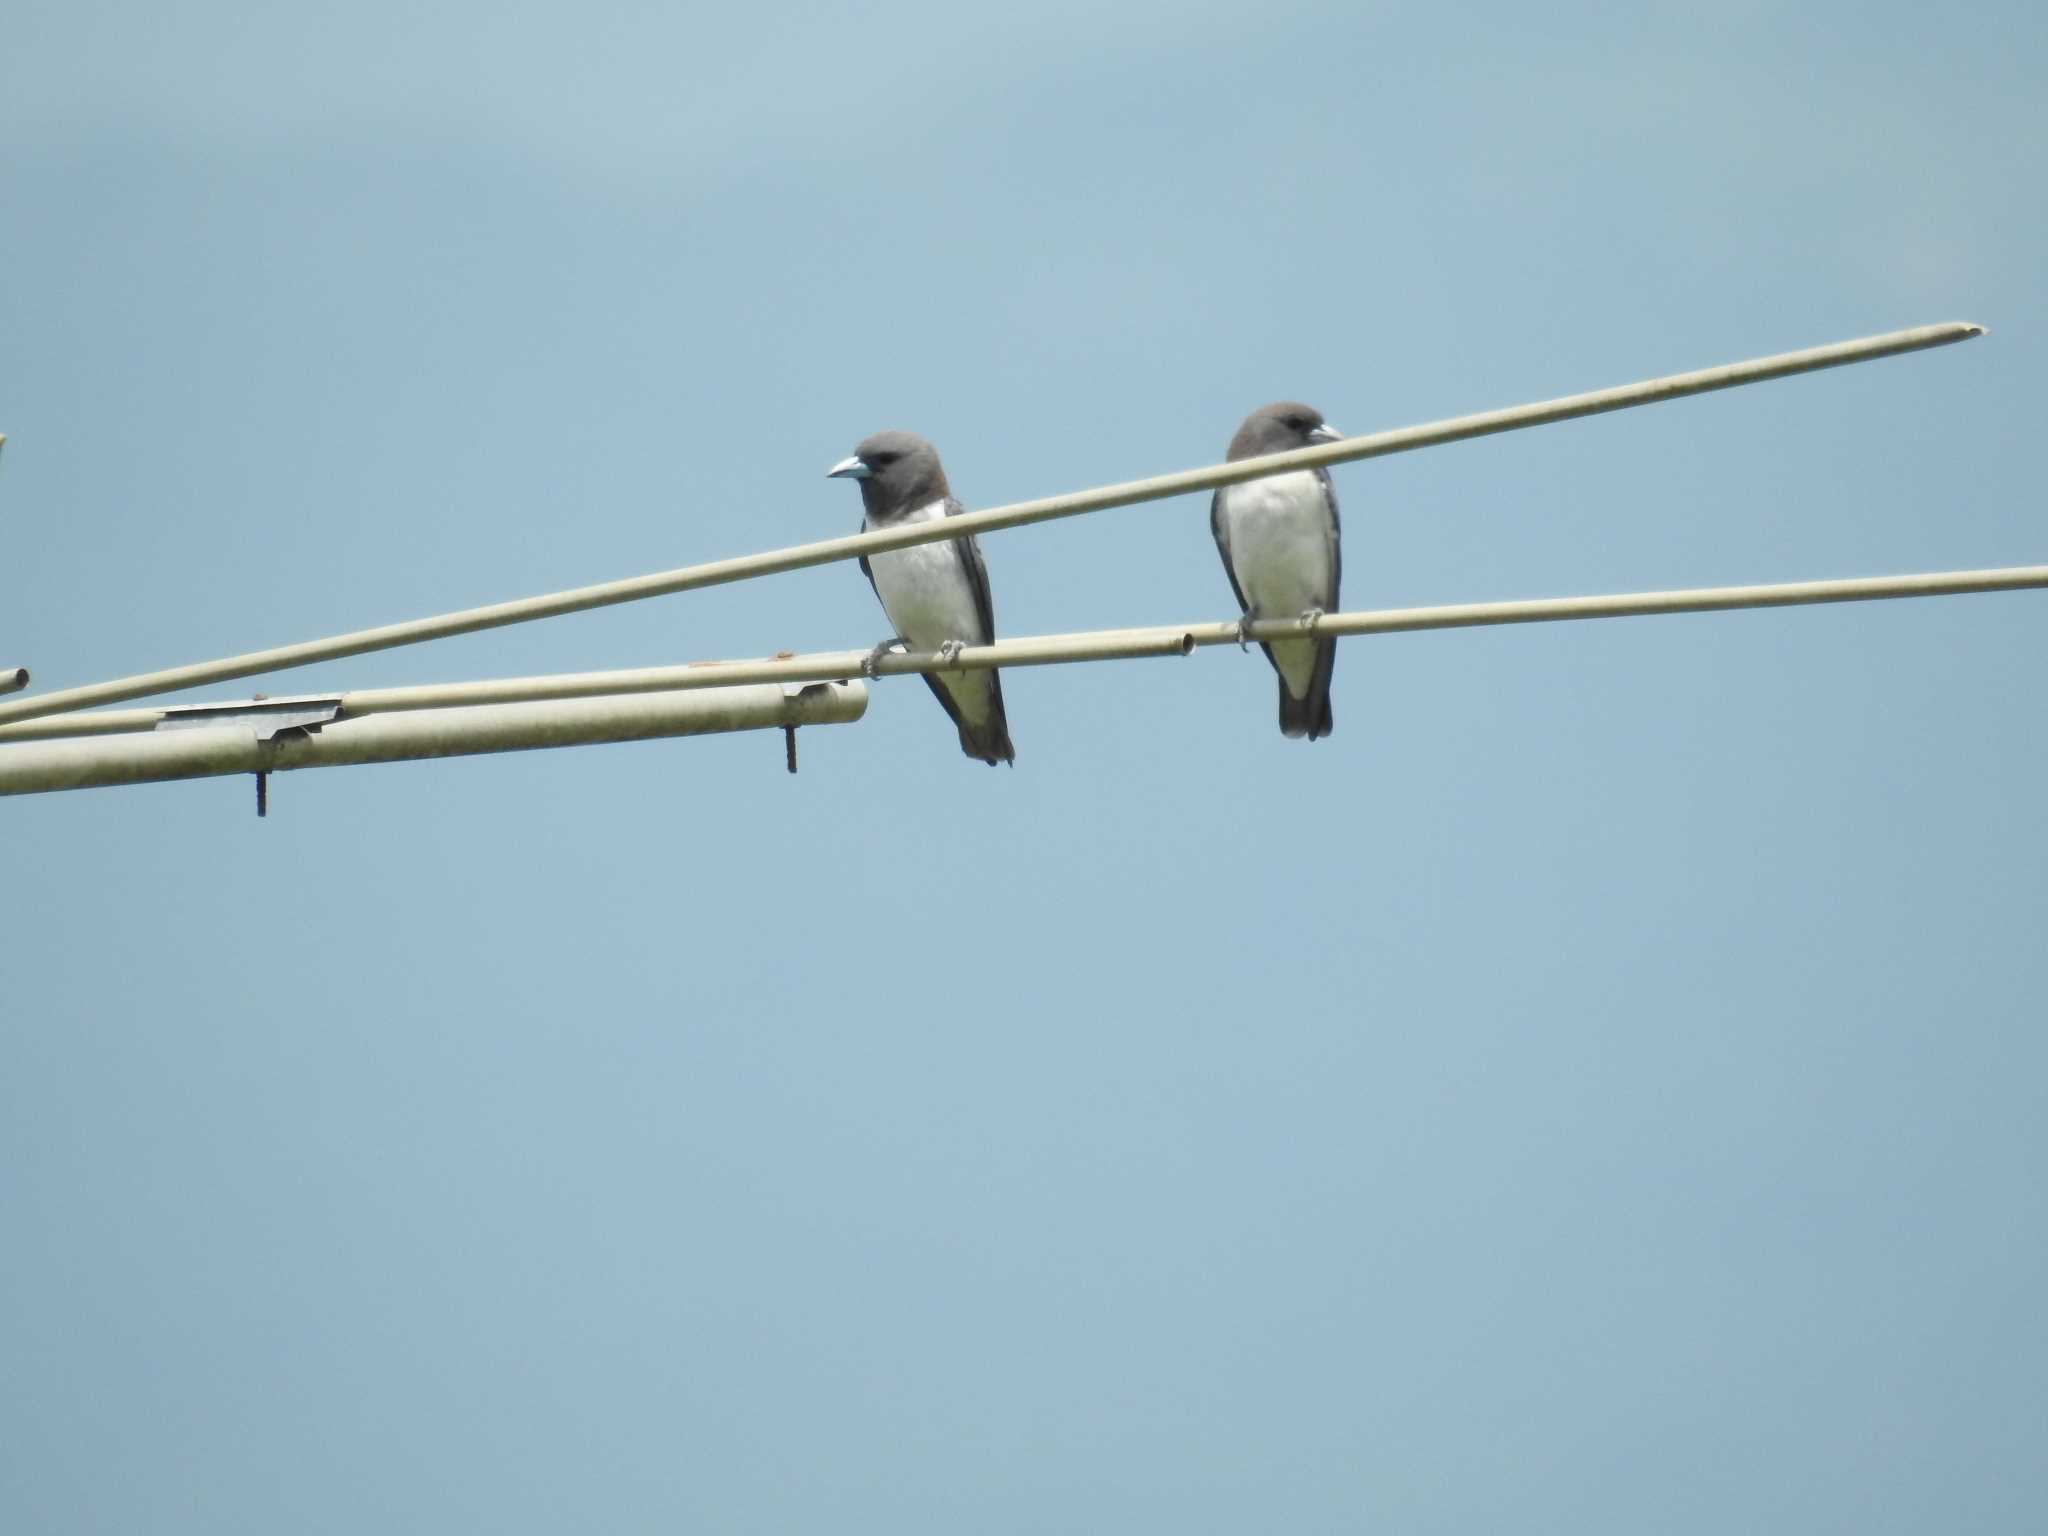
[{"left": 154, "top": 694, "right": 343, "bottom": 817}]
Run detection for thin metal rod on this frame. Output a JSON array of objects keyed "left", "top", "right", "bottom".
[
  {"left": 0, "top": 322, "right": 1984, "bottom": 729},
  {"left": 0, "top": 681, "right": 866, "bottom": 796},
  {"left": 0, "top": 667, "right": 26, "bottom": 696},
  {"left": 5, "top": 563, "right": 2035, "bottom": 745}
]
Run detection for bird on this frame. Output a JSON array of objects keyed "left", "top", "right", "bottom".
[
  {"left": 1210, "top": 401, "right": 1345, "bottom": 740},
  {"left": 827, "top": 430, "right": 1016, "bottom": 766}
]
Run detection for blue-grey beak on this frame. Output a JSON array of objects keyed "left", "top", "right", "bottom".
[
  {"left": 826, "top": 455, "right": 872, "bottom": 480},
  {"left": 1308, "top": 423, "right": 1343, "bottom": 444}
]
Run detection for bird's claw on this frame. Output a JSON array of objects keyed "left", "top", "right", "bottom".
[
  {"left": 1297, "top": 606, "right": 1325, "bottom": 635},
  {"left": 861, "top": 638, "right": 903, "bottom": 679},
  {"left": 936, "top": 639, "right": 965, "bottom": 667},
  {"left": 1234, "top": 615, "right": 1255, "bottom": 651}
]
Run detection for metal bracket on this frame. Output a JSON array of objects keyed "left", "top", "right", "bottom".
[
  {"left": 154, "top": 695, "right": 343, "bottom": 819},
  {"left": 154, "top": 694, "right": 345, "bottom": 741},
  {"left": 776, "top": 682, "right": 846, "bottom": 776}
]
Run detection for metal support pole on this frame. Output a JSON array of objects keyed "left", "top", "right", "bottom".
[
  {"left": 1, "top": 562, "right": 2037, "bottom": 746},
  {"left": 0, "top": 681, "right": 866, "bottom": 797},
  {"left": 0, "top": 667, "right": 26, "bottom": 696},
  {"left": 0, "top": 322, "right": 1985, "bottom": 728}
]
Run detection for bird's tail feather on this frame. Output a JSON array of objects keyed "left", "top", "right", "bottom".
[
  {"left": 959, "top": 717, "right": 1017, "bottom": 766},
  {"left": 1277, "top": 639, "right": 1337, "bottom": 741},
  {"left": 956, "top": 672, "right": 1017, "bottom": 766}
]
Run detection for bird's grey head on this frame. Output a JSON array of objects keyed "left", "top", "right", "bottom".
[
  {"left": 826, "top": 430, "right": 951, "bottom": 519},
  {"left": 1226, "top": 401, "right": 1343, "bottom": 462}
]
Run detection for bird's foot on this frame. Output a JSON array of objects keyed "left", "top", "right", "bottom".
[
  {"left": 861, "top": 638, "right": 904, "bottom": 679},
  {"left": 1297, "top": 606, "right": 1325, "bottom": 635},
  {"left": 1234, "top": 614, "right": 1256, "bottom": 651},
  {"left": 936, "top": 639, "right": 966, "bottom": 667}
]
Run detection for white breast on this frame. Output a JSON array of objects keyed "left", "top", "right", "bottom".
[
  {"left": 866, "top": 500, "right": 986, "bottom": 651},
  {"left": 1219, "top": 471, "right": 1338, "bottom": 699},
  {"left": 1219, "top": 472, "right": 1336, "bottom": 617}
]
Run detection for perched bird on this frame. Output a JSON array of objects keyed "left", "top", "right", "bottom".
[
  {"left": 1210, "top": 402, "right": 1345, "bottom": 740},
  {"left": 827, "top": 431, "right": 1016, "bottom": 766}
]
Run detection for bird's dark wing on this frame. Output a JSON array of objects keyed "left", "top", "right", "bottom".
[
  {"left": 1214, "top": 485, "right": 1292, "bottom": 689},
  {"left": 857, "top": 514, "right": 876, "bottom": 601},
  {"left": 944, "top": 497, "right": 998, "bottom": 645},
  {"left": 1210, "top": 490, "right": 1250, "bottom": 614},
  {"left": 1317, "top": 467, "right": 1342, "bottom": 604},
  {"left": 931, "top": 500, "right": 1015, "bottom": 764},
  {"left": 1289, "top": 467, "right": 1341, "bottom": 740}
]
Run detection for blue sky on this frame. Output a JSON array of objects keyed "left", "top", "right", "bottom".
[{"left": 4, "top": 3, "right": 2044, "bottom": 1530}]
